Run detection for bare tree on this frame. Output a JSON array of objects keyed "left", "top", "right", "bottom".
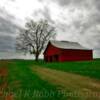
[{"left": 16, "top": 19, "right": 56, "bottom": 61}]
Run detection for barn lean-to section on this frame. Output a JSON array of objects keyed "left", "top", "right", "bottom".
[{"left": 44, "top": 41, "right": 93, "bottom": 62}]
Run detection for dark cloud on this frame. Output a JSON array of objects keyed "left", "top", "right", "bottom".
[
  {"left": 53, "top": 0, "right": 88, "bottom": 7},
  {"left": 0, "top": 17, "right": 19, "bottom": 34},
  {"left": 38, "top": 0, "right": 71, "bottom": 6},
  {"left": 72, "top": 9, "right": 100, "bottom": 36},
  {"left": 33, "top": 7, "right": 55, "bottom": 24},
  {"left": 56, "top": 23, "right": 70, "bottom": 32},
  {"left": 0, "top": 35, "right": 15, "bottom": 52},
  {"left": 41, "top": 6, "right": 55, "bottom": 24},
  {"left": 55, "top": 0, "right": 71, "bottom": 6},
  {"left": 0, "top": 8, "right": 20, "bottom": 52},
  {"left": 37, "top": 0, "right": 100, "bottom": 50},
  {"left": 0, "top": 8, "right": 19, "bottom": 34},
  {"left": 93, "top": 0, "right": 100, "bottom": 10},
  {"left": 0, "top": 0, "right": 100, "bottom": 58}
]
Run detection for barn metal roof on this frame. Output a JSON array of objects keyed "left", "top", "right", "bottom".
[{"left": 50, "top": 40, "right": 91, "bottom": 50}]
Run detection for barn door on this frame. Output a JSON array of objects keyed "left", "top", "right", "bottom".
[
  {"left": 54, "top": 55, "right": 59, "bottom": 62},
  {"left": 50, "top": 56, "right": 52, "bottom": 62}
]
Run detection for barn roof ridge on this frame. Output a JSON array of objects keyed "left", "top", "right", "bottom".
[{"left": 49, "top": 40, "right": 91, "bottom": 50}]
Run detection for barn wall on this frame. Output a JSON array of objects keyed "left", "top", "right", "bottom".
[
  {"left": 44, "top": 42, "right": 93, "bottom": 62},
  {"left": 44, "top": 43, "right": 62, "bottom": 62},
  {"left": 44, "top": 44, "right": 61, "bottom": 56},
  {"left": 60, "top": 49, "right": 93, "bottom": 62}
]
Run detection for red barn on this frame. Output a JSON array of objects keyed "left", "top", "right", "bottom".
[{"left": 43, "top": 41, "right": 93, "bottom": 62}]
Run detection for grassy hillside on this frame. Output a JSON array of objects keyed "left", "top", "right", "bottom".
[
  {"left": 37, "top": 59, "right": 100, "bottom": 80},
  {"left": 0, "top": 59, "right": 100, "bottom": 99},
  {"left": 0, "top": 60, "right": 63, "bottom": 100}
]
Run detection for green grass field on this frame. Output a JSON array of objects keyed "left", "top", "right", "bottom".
[
  {"left": 38, "top": 59, "right": 100, "bottom": 80},
  {"left": 0, "top": 59, "right": 100, "bottom": 100},
  {"left": 0, "top": 60, "right": 64, "bottom": 100}
]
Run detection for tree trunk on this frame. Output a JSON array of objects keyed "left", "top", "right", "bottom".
[{"left": 35, "top": 53, "right": 39, "bottom": 61}]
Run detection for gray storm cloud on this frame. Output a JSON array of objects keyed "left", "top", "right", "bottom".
[
  {"left": 0, "top": 36, "right": 15, "bottom": 52},
  {"left": 0, "top": 0, "right": 100, "bottom": 58},
  {"left": 38, "top": 0, "right": 100, "bottom": 50},
  {"left": 0, "top": 8, "right": 20, "bottom": 52}
]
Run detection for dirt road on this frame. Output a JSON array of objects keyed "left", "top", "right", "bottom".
[{"left": 32, "top": 66, "right": 100, "bottom": 100}]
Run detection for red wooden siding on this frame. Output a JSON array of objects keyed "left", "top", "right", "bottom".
[
  {"left": 44, "top": 42, "right": 62, "bottom": 62},
  {"left": 44, "top": 42, "right": 93, "bottom": 62},
  {"left": 60, "top": 49, "right": 93, "bottom": 62}
]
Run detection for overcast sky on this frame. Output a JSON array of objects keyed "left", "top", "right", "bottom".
[{"left": 0, "top": 0, "right": 100, "bottom": 59}]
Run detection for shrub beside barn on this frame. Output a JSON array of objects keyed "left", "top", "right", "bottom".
[{"left": 43, "top": 41, "right": 93, "bottom": 62}]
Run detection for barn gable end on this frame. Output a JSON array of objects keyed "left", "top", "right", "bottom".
[{"left": 44, "top": 42, "right": 62, "bottom": 62}]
